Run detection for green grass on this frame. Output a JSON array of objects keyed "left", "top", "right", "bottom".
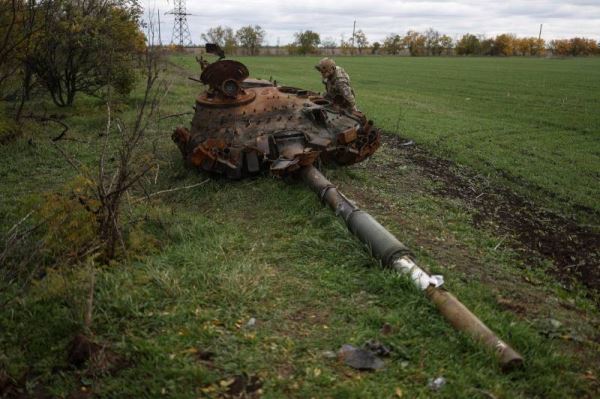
[
  {"left": 179, "top": 55, "right": 600, "bottom": 224},
  {"left": 1, "top": 55, "right": 599, "bottom": 398}
]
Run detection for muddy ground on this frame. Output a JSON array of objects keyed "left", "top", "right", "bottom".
[{"left": 382, "top": 134, "right": 600, "bottom": 297}]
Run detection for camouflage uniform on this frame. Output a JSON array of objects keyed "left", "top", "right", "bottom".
[{"left": 323, "top": 66, "right": 357, "bottom": 111}]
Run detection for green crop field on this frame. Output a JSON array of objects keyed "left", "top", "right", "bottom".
[
  {"left": 221, "top": 56, "right": 600, "bottom": 224},
  {"left": 1, "top": 55, "right": 599, "bottom": 398}
]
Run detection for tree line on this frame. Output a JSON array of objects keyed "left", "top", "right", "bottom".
[
  {"left": 454, "top": 34, "right": 599, "bottom": 56},
  {"left": 201, "top": 25, "right": 266, "bottom": 56},
  {"left": 200, "top": 25, "right": 600, "bottom": 57}
]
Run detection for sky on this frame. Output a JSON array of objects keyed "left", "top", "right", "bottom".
[{"left": 143, "top": 0, "right": 600, "bottom": 46}]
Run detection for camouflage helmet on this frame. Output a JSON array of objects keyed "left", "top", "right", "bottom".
[{"left": 315, "top": 57, "right": 336, "bottom": 74}]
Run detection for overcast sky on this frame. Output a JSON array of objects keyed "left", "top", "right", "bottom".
[{"left": 143, "top": 0, "right": 600, "bottom": 45}]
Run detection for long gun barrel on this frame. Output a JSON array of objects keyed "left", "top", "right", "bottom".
[{"left": 300, "top": 165, "right": 524, "bottom": 371}]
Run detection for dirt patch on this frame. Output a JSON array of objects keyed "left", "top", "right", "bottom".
[
  {"left": 383, "top": 134, "right": 600, "bottom": 295},
  {"left": 67, "top": 334, "right": 129, "bottom": 376}
]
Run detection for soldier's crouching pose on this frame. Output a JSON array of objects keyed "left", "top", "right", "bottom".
[{"left": 315, "top": 58, "right": 357, "bottom": 111}]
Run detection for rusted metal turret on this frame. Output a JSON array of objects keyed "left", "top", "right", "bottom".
[
  {"left": 173, "top": 46, "right": 523, "bottom": 371},
  {"left": 173, "top": 54, "right": 380, "bottom": 178}
]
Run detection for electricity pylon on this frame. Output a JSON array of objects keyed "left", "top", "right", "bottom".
[{"left": 167, "top": 0, "right": 193, "bottom": 47}]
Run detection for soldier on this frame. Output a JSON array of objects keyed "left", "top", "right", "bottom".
[{"left": 315, "top": 58, "right": 357, "bottom": 111}]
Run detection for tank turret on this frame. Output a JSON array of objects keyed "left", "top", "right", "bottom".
[{"left": 173, "top": 53, "right": 380, "bottom": 179}]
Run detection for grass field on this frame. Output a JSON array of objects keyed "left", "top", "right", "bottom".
[
  {"left": 1, "top": 55, "right": 599, "bottom": 398},
  {"left": 216, "top": 56, "right": 600, "bottom": 224}
]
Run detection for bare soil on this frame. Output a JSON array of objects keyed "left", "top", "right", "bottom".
[{"left": 383, "top": 134, "right": 600, "bottom": 296}]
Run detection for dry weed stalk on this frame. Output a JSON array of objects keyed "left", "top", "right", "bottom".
[{"left": 95, "top": 45, "right": 165, "bottom": 260}]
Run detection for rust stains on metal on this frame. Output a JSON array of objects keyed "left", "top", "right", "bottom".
[{"left": 174, "top": 56, "right": 381, "bottom": 178}]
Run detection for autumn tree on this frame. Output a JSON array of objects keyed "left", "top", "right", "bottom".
[
  {"left": 26, "top": 0, "right": 145, "bottom": 107},
  {"left": 424, "top": 28, "right": 442, "bottom": 55},
  {"left": 403, "top": 30, "right": 426, "bottom": 56},
  {"left": 0, "top": 0, "right": 32, "bottom": 112},
  {"left": 493, "top": 34, "right": 515, "bottom": 56},
  {"left": 568, "top": 37, "right": 599, "bottom": 56},
  {"left": 293, "top": 30, "right": 320, "bottom": 55},
  {"left": 530, "top": 38, "right": 546, "bottom": 56},
  {"left": 439, "top": 34, "right": 453, "bottom": 55},
  {"left": 382, "top": 34, "right": 403, "bottom": 55},
  {"left": 479, "top": 37, "right": 494, "bottom": 55},
  {"left": 456, "top": 34, "right": 481, "bottom": 55},
  {"left": 354, "top": 30, "right": 369, "bottom": 54},
  {"left": 201, "top": 26, "right": 237, "bottom": 54},
  {"left": 512, "top": 37, "right": 545, "bottom": 56},
  {"left": 0, "top": 0, "right": 50, "bottom": 100},
  {"left": 549, "top": 39, "right": 570, "bottom": 56},
  {"left": 371, "top": 41, "right": 381, "bottom": 54},
  {"left": 235, "top": 25, "right": 265, "bottom": 55},
  {"left": 0, "top": 0, "right": 23, "bottom": 91},
  {"left": 514, "top": 37, "right": 529, "bottom": 56}
]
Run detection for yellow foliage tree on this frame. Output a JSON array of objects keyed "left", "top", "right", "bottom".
[{"left": 493, "top": 34, "right": 516, "bottom": 56}]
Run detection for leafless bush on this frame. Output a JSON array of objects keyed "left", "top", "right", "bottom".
[
  {"left": 70, "top": 45, "right": 167, "bottom": 261},
  {"left": 0, "top": 44, "right": 167, "bottom": 292}
]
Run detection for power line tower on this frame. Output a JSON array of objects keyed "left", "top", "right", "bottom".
[{"left": 166, "top": 0, "right": 192, "bottom": 47}]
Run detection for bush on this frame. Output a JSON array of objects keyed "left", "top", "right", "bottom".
[{"left": 26, "top": 0, "right": 146, "bottom": 107}]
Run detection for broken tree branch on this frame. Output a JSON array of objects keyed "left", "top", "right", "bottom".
[
  {"left": 132, "top": 179, "right": 210, "bottom": 204},
  {"left": 159, "top": 111, "right": 194, "bottom": 121}
]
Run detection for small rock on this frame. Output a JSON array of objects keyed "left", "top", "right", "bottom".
[
  {"left": 338, "top": 344, "right": 384, "bottom": 371},
  {"left": 427, "top": 376, "right": 446, "bottom": 391},
  {"left": 245, "top": 318, "right": 257, "bottom": 328},
  {"left": 321, "top": 350, "right": 337, "bottom": 359},
  {"left": 549, "top": 319, "right": 562, "bottom": 329}
]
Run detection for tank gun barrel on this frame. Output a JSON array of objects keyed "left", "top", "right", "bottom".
[{"left": 300, "top": 165, "right": 524, "bottom": 371}]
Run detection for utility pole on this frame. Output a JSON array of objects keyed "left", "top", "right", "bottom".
[
  {"left": 351, "top": 20, "right": 356, "bottom": 55},
  {"left": 166, "top": 0, "right": 193, "bottom": 47},
  {"left": 157, "top": 9, "right": 162, "bottom": 46},
  {"left": 538, "top": 23, "right": 543, "bottom": 40}
]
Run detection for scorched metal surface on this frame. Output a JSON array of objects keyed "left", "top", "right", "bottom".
[{"left": 172, "top": 58, "right": 380, "bottom": 178}]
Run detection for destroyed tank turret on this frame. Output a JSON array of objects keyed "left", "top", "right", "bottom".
[
  {"left": 172, "top": 56, "right": 380, "bottom": 178},
  {"left": 172, "top": 47, "right": 523, "bottom": 371}
]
